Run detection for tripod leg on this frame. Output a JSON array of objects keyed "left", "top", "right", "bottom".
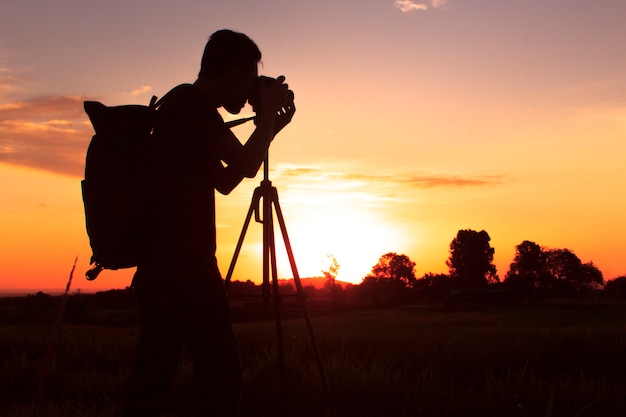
[
  {"left": 259, "top": 182, "right": 287, "bottom": 394},
  {"left": 224, "top": 188, "right": 261, "bottom": 288},
  {"left": 270, "top": 189, "right": 335, "bottom": 410},
  {"left": 265, "top": 202, "right": 287, "bottom": 397},
  {"left": 228, "top": 176, "right": 335, "bottom": 415}
]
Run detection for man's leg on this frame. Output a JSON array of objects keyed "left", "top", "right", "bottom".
[
  {"left": 187, "top": 276, "right": 242, "bottom": 417},
  {"left": 124, "top": 286, "right": 183, "bottom": 417}
]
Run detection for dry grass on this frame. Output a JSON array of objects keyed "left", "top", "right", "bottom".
[{"left": 2, "top": 300, "right": 626, "bottom": 416}]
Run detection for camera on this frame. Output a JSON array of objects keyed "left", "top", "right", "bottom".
[{"left": 248, "top": 76, "right": 294, "bottom": 111}]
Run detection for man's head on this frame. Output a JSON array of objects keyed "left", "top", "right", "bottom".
[
  {"left": 198, "top": 30, "right": 261, "bottom": 114},
  {"left": 199, "top": 30, "right": 261, "bottom": 79}
]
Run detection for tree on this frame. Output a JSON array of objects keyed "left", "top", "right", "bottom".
[
  {"left": 505, "top": 240, "right": 548, "bottom": 291},
  {"left": 447, "top": 229, "right": 497, "bottom": 287},
  {"left": 543, "top": 249, "right": 604, "bottom": 294},
  {"left": 577, "top": 261, "right": 604, "bottom": 292},
  {"left": 322, "top": 254, "right": 343, "bottom": 305},
  {"left": 321, "top": 254, "right": 340, "bottom": 292},
  {"left": 415, "top": 273, "right": 451, "bottom": 303},
  {"left": 506, "top": 243, "right": 605, "bottom": 296},
  {"left": 357, "top": 253, "right": 417, "bottom": 306},
  {"left": 368, "top": 252, "right": 417, "bottom": 288},
  {"left": 604, "top": 276, "right": 626, "bottom": 299},
  {"left": 543, "top": 248, "right": 581, "bottom": 295},
  {"left": 544, "top": 249, "right": 581, "bottom": 282}
]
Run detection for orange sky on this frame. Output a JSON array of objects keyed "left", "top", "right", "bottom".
[{"left": 1, "top": 0, "right": 625, "bottom": 292}]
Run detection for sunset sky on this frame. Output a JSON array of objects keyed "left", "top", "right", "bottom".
[{"left": 1, "top": 0, "right": 625, "bottom": 292}]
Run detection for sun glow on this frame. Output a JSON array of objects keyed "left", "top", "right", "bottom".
[
  {"left": 264, "top": 168, "right": 413, "bottom": 284},
  {"left": 218, "top": 200, "right": 410, "bottom": 286},
  {"left": 215, "top": 163, "right": 417, "bottom": 286},
  {"left": 278, "top": 207, "right": 404, "bottom": 284}
]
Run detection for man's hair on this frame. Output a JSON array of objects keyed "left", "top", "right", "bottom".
[{"left": 198, "top": 29, "right": 262, "bottom": 79}]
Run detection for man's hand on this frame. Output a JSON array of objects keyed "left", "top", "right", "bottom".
[
  {"left": 256, "top": 76, "right": 293, "bottom": 118},
  {"left": 274, "top": 99, "right": 296, "bottom": 136}
]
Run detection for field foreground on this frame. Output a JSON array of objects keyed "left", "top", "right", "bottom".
[{"left": 2, "top": 297, "right": 626, "bottom": 417}]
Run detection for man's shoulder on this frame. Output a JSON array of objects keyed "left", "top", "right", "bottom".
[
  {"left": 155, "top": 84, "right": 225, "bottom": 135},
  {"left": 158, "top": 83, "right": 219, "bottom": 123},
  {"left": 161, "top": 84, "right": 205, "bottom": 108}
]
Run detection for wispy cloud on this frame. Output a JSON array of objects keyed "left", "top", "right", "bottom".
[
  {"left": 399, "top": 173, "right": 503, "bottom": 188},
  {"left": 0, "top": 66, "right": 28, "bottom": 98},
  {"left": 273, "top": 164, "right": 503, "bottom": 190},
  {"left": 394, "top": 0, "right": 448, "bottom": 13},
  {"left": 0, "top": 95, "right": 92, "bottom": 177},
  {"left": 124, "top": 85, "right": 153, "bottom": 97},
  {"left": 269, "top": 164, "right": 503, "bottom": 209}
]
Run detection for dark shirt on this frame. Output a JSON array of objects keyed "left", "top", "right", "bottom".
[{"left": 141, "top": 84, "right": 229, "bottom": 265}]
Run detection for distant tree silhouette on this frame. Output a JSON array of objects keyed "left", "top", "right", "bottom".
[
  {"left": 578, "top": 261, "right": 604, "bottom": 292},
  {"left": 543, "top": 248, "right": 603, "bottom": 294},
  {"left": 604, "top": 276, "right": 626, "bottom": 299},
  {"left": 506, "top": 244, "right": 604, "bottom": 296},
  {"left": 545, "top": 249, "right": 582, "bottom": 282},
  {"left": 322, "top": 254, "right": 344, "bottom": 306},
  {"left": 357, "top": 253, "right": 417, "bottom": 306},
  {"left": 322, "top": 254, "right": 340, "bottom": 293},
  {"left": 447, "top": 229, "right": 497, "bottom": 287},
  {"left": 504, "top": 240, "right": 549, "bottom": 293},
  {"left": 358, "top": 276, "right": 406, "bottom": 306},
  {"left": 226, "top": 280, "right": 260, "bottom": 297},
  {"left": 369, "top": 252, "right": 417, "bottom": 288},
  {"left": 414, "top": 273, "right": 451, "bottom": 303}
]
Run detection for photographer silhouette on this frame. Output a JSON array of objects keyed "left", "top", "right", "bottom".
[{"left": 123, "top": 29, "right": 295, "bottom": 417}]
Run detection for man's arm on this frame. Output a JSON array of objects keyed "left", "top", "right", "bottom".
[{"left": 214, "top": 81, "right": 295, "bottom": 195}]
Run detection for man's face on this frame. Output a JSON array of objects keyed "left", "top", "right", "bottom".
[{"left": 223, "top": 66, "right": 258, "bottom": 114}]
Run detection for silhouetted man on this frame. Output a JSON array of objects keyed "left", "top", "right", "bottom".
[{"left": 123, "top": 29, "right": 295, "bottom": 417}]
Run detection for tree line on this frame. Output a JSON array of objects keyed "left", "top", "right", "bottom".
[
  {"left": 323, "top": 229, "right": 625, "bottom": 306},
  {"left": 13, "top": 228, "right": 623, "bottom": 316}
]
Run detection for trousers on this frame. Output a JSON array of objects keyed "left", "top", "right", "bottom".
[{"left": 123, "top": 258, "right": 242, "bottom": 417}]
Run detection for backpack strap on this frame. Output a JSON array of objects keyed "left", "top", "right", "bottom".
[{"left": 151, "top": 89, "right": 174, "bottom": 110}]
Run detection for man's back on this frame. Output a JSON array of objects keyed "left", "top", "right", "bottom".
[{"left": 141, "top": 84, "right": 229, "bottom": 263}]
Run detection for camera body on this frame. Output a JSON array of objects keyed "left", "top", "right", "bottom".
[{"left": 248, "top": 76, "right": 293, "bottom": 111}]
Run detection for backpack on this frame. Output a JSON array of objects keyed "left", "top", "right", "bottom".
[{"left": 81, "top": 95, "right": 163, "bottom": 280}]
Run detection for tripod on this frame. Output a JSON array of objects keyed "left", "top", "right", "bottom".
[{"left": 224, "top": 154, "right": 334, "bottom": 414}]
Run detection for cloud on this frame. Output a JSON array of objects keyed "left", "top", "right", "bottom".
[
  {"left": 0, "top": 95, "right": 92, "bottom": 177},
  {"left": 124, "top": 85, "right": 153, "bottom": 97},
  {"left": 0, "top": 66, "right": 28, "bottom": 98},
  {"left": 269, "top": 164, "right": 504, "bottom": 209},
  {"left": 399, "top": 174, "right": 503, "bottom": 188},
  {"left": 273, "top": 164, "right": 503, "bottom": 190},
  {"left": 394, "top": 0, "right": 427, "bottom": 12},
  {"left": 394, "top": 0, "right": 448, "bottom": 12}
]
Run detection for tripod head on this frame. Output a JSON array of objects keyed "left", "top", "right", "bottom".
[{"left": 263, "top": 154, "right": 270, "bottom": 182}]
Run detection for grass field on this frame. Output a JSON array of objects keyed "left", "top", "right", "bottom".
[{"left": 2, "top": 297, "right": 626, "bottom": 416}]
